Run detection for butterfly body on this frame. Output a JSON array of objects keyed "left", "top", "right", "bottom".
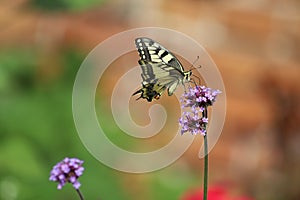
[{"left": 133, "top": 37, "right": 192, "bottom": 101}]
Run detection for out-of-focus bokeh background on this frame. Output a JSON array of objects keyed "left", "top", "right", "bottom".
[{"left": 1, "top": 0, "right": 300, "bottom": 199}]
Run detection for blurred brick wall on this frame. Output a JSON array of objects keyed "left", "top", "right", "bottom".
[{"left": 1, "top": 0, "right": 299, "bottom": 199}]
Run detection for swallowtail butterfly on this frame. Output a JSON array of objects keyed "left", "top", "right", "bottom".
[{"left": 133, "top": 37, "right": 192, "bottom": 102}]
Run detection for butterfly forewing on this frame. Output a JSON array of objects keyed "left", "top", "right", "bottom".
[{"left": 135, "top": 38, "right": 184, "bottom": 72}]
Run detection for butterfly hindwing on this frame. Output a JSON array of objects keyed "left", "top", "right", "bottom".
[
  {"left": 133, "top": 82, "right": 166, "bottom": 102},
  {"left": 138, "top": 60, "right": 174, "bottom": 83},
  {"left": 167, "top": 81, "right": 180, "bottom": 96}
]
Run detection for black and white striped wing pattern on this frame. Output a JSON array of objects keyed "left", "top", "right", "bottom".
[
  {"left": 135, "top": 37, "right": 184, "bottom": 70},
  {"left": 135, "top": 37, "right": 186, "bottom": 96}
]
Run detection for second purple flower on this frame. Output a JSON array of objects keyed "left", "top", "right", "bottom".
[
  {"left": 179, "top": 85, "right": 221, "bottom": 135},
  {"left": 49, "top": 157, "right": 84, "bottom": 190}
]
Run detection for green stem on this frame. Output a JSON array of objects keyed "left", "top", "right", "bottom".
[
  {"left": 76, "top": 189, "right": 85, "bottom": 200},
  {"left": 203, "top": 108, "right": 208, "bottom": 200},
  {"left": 203, "top": 134, "right": 208, "bottom": 200}
]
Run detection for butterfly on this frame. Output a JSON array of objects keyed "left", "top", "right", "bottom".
[
  {"left": 133, "top": 37, "right": 192, "bottom": 102},
  {"left": 132, "top": 82, "right": 166, "bottom": 102}
]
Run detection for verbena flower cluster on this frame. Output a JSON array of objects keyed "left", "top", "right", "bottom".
[
  {"left": 179, "top": 86, "right": 221, "bottom": 135},
  {"left": 49, "top": 157, "right": 84, "bottom": 190}
]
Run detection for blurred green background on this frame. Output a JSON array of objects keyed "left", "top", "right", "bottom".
[{"left": 1, "top": 0, "right": 300, "bottom": 200}]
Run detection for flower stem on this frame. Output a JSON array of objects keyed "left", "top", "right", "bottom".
[
  {"left": 203, "top": 134, "right": 208, "bottom": 200},
  {"left": 76, "top": 189, "right": 85, "bottom": 200},
  {"left": 203, "top": 108, "right": 208, "bottom": 200}
]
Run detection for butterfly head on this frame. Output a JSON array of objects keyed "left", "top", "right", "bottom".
[{"left": 184, "top": 70, "right": 192, "bottom": 82}]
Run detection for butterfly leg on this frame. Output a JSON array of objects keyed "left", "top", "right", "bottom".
[{"left": 192, "top": 74, "right": 201, "bottom": 85}]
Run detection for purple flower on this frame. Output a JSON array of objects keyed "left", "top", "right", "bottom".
[
  {"left": 49, "top": 157, "right": 84, "bottom": 190},
  {"left": 179, "top": 112, "right": 208, "bottom": 135},
  {"left": 179, "top": 86, "right": 221, "bottom": 135},
  {"left": 182, "top": 85, "right": 221, "bottom": 108}
]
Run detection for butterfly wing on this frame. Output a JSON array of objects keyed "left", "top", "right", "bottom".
[
  {"left": 138, "top": 60, "right": 182, "bottom": 95},
  {"left": 132, "top": 82, "right": 166, "bottom": 102},
  {"left": 138, "top": 60, "right": 170, "bottom": 83},
  {"left": 135, "top": 37, "right": 185, "bottom": 72},
  {"left": 133, "top": 37, "right": 188, "bottom": 101}
]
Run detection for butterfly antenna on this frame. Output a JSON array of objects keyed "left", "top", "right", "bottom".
[
  {"left": 191, "top": 65, "right": 202, "bottom": 71},
  {"left": 189, "top": 56, "right": 200, "bottom": 70}
]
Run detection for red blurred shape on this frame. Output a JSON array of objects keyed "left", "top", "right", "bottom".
[{"left": 181, "top": 185, "right": 254, "bottom": 200}]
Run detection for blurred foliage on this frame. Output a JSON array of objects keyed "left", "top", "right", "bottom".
[
  {"left": 150, "top": 168, "right": 199, "bottom": 200},
  {"left": 0, "top": 48, "right": 130, "bottom": 199},
  {"left": 0, "top": 49, "right": 36, "bottom": 94},
  {"left": 30, "top": 0, "right": 106, "bottom": 11},
  {"left": 0, "top": 46, "right": 197, "bottom": 199}
]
